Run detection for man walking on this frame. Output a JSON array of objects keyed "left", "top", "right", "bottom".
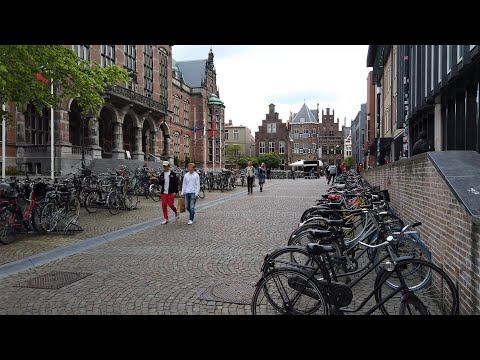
[
  {"left": 159, "top": 161, "right": 179, "bottom": 225},
  {"left": 327, "top": 163, "right": 337, "bottom": 185},
  {"left": 180, "top": 163, "right": 200, "bottom": 225}
]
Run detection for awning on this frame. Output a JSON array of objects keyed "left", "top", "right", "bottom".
[{"left": 289, "top": 160, "right": 304, "bottom": 167}]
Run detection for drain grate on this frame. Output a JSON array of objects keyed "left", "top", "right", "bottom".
[
  {"left": 15, "top": 271, "right": 92, "bottom": 289},
  {"left": 199, "top": 282, "right": 255, "bottom": 305}
]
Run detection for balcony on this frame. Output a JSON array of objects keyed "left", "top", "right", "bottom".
[{"left": 105, "top": 85, "right": 167, "bottom": 115}]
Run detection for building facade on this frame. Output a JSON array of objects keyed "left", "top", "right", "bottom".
[
  {"left": 224, "top": 120, "right": 254, "bottom": 168},
  {"left": 255, "top": 103, "right": 290, "bottom": 170},
  {"left": 1, "top": 45, "right": 224, "bottom": 173},
  {"left": 289, "top": 103, "right": 319, "bottom": 163},
  {"left": 318, "top": 108, "right": 344, "bottom": 165},
  {"left": 351, "top": 103, "right": 366, "bottom": 168},
  {"left": 366, "top": 44, "right": 480, "bottom": 166},
  {"left": 364, "top": 71, "right": 376, "bottom": 169}
]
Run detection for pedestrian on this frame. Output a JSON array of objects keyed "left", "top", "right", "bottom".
[
  {"left": 244, "top": 160, "right": 256, "bottom": 194},
  {"left": 340, "top": 162, "right": 345, "bottom": 174},
  {"left": 412, "top": 131, "right": 431, "bottom": 156},
  {"left": 258, "top": 162, "right": 267, "bottom": 192},
  {"left": 327, "top": 164, "right": 337, "bottom": 185},
  {"left": 359, "top": 163, "right": 363, "bottom": 174},
  {"left": 266, "top": 167, "right": 271, "bottom": 181},
  {"left": 159, "top": 161, "right": 180, "bottom": 225},
  {"left": 290, "top": 168, "right": 295, "bottom": 180},
  {"left": 325, "top": 165, "right": 330, "bottom": 181},
  {"left": 180, "top": 162, "right": 200, "bottom": 225}
]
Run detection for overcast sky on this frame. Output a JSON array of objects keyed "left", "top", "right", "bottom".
[{"left": 172, "top": 45, "right": 370, "bottom": 133}]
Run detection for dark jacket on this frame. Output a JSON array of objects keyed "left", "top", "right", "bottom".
[
  {"left": 412, "top": 139, "right": 430, "bottom": 156},
  {"left": 159, "top": 170, "right": 179, "bottom": 194}
]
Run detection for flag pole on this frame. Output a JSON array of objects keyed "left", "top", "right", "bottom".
[
  {"left": 50, "top": 80, "right": 54, "bottom": 180},
  {"left": 1, "top": 103, "right": 5, "bottom": 179},
  {"left": 219, "top": 114, "right": 222, "bottom": 170},
  {"left": 203, "top": 111, "right": 206, "bottom": 171},
  {"left": 193, "top": 105, "right": 197, "bottom": 164}
]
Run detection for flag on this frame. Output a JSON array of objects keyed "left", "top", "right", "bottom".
[
  {"left": 194, "top": 106, "right": 197, "bottom": 143},
  {"left": 194, "top": 125, "right": 197, "bottom": 142}
]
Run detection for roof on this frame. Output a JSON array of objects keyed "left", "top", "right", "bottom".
[
  {"left": 366, "top": 45, "right": 378, "bottom": 67},
  {"left": 208, "top": 93, "right": 224, "bottom": 106},
  {"left": 176, "top": 59, "right": 207, "bottom": 88},
  {"left": 291, "top": 103, "right": 318, "bottom": 124}
]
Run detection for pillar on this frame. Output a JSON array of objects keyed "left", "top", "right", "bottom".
[
  {"left": 132, "top": 127, "right": 144, "bottom": 160},
  {"left": 112, "top": 122, "right": 125, "bottom": 159},
  {"left": 88, "top": 116, "right": 102, "bottom": 159}
]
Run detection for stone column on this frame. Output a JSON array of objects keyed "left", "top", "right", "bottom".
[
  {"left": 151, "top": 131, "right": 158, "bottom": 161},
  {"left": 112, "top": 122, "right": 125, "bottom": 159},
  {"left": 88, "top": 116, "right": 102, "bottom": 159},
  {"left": 132, "top": 127, "right": 144, "bottom": 161}
]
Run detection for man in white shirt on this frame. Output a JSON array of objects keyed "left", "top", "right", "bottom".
[{"left": 180, "top": 162, "right": 200, "bottom": 225}]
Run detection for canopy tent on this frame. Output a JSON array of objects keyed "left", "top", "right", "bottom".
[
  {"left": 288, "top": 160, "right": 324, "bottom": 167},
  {"left": 288, "top": 159, "right": 305, "bottom": 167}
]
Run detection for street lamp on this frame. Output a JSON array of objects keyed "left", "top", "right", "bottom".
[{"left": 336, "top": 144, "right": 340, "bottom": 165}]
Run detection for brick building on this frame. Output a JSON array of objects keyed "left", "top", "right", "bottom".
[
  {"left": 318, "top": 108, "right": 344, "bottom": 165},
  {"left": 255, "top": 103, "right": 290, "bottom": 170},
  {"left": 289, "top": 103, "right": 320, "bottom": 163},
  {"left": 0, "top": 45, "right": 224, "bottom": 173}
]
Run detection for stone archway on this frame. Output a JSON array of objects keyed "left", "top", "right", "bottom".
[
  {"left": 99, "top": 106, "right": 116, "bottom": 158},
  {"left": 123, "top": 114, "right": 136, "bottom": 157},
  {"left": 69, "top": 100, "right": 88, "bottom": 147}
]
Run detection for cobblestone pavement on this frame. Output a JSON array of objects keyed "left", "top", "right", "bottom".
[
  {"left": 0, "top": 183, "right": 253, "bottom": 266},
  {"left": 0, "top": 177, "right": 390, "bottom": 315}
]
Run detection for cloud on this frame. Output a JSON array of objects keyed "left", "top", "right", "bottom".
[{"left": 173, "top": 45, "right": 370, "bottom": 133}]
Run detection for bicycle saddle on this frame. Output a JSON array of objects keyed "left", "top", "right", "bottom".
[{"left": 306, "top": 242, "right": 336, "bottom": 255}]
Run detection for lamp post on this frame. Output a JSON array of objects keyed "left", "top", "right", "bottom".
[{"left": 336, "top": 144, "right": 340, "bottom": 165}]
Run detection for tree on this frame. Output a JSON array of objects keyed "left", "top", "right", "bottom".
[
  {"left": 258, "top": 152, "right": 280, "bottom": 169},
  {"left": 0, "top": 45, "right": 130, "bottom": 118},
  {"left": 344, "top": 156, "right": 354, "bottom": 170},
  {"left": 225, "top": 144, "right": 241, "bottom": 165},
  {"left": 237, "top": 155, "right": 258, "bottom": 168}
]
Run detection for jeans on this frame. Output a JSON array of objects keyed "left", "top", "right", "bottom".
[
  {"left": 161, "top": 193, "right": 177, "bottom": 220},
  {"left": 247, "top": 177, "right": 254, "bottom": 193},
  {"left": 185, "top": 193, "right": 196, "bottom": 220}
]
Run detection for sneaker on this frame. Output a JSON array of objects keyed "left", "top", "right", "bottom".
[
  {"left": 187, "top": 220, "right": 193, "bottom": 225},
  {"left": 175, "top": 211, "right": 180, "bottom": 221},
  {"left": 161, "top": 220, "right": 168, "bottom": 225}
]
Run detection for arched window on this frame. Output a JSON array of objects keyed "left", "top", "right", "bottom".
[
  {"left": 183, "top": 100, "right": 190, "bottom": 127},
  {"left": 25, "top": 104, "right": 50, "bottom": 145},
  {"left": 159, "top": 48, "right": 168, "bottom": 105},
  {"left": 173, "top": 132, "right": 180, "bottom": 159},
  {"left": 184, "top": 135, "right": 190, "bottom": 160}
]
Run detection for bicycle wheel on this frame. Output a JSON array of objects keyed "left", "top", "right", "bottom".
[
  {"left": 41, "top": 203, "right": 60, "bottom": 232},
  {"left": 251, "top": 268, "right": 328, "bottom": 315},
  {"left": 64, "top": 197, "right": 80, "bottom": 229},
  {"left": 261, "top": 246, "right": 324, "bottom": 278},
  {"left": 31, "top": 203, "right": 44, "bottom": 232},
  {"left": 198, "top": 188, "right": 205, "bottom": 199},
  {"left": 149, "top": 184, "right": 161, "bottom": 202},
  {"left": 107, "top": 191, "right": 120, "bottom": 215},
  {"left": 0, "top": 208, "right": 18, "bottom": 244},
  {"left": 85, "top": 190, "right": 101, "bottom": 214},
  {"left": 374, "top": 259, "right": 459, "bottom": 315}
]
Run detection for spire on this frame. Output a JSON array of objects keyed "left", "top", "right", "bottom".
[{"left": 207, "top": 47, "right": 214, "bottom": 69}]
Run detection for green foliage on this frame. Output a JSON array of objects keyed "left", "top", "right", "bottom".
[
  {"left": 225, "top": 144, "right": 241, "bottom": 165},
  {"left": 0, "top": 45, "right": 130, "bottom": 117},
  {"left": 344, "top": 156, "right": 353, "bottom": 169},
  {"left": 258, "top": 152, "right": 280, "bottom": 169},
  {"left": 237, "top": 155, "right": 258, "bottom": 168}
]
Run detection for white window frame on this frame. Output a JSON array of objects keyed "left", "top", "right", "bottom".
[
  {"left": 269, "top": 141, "right": 275, "bottom": 153},
  {"left": 447, "top": 45, "right": 451, "bottom": 74},
  {"left": 457, "top": 45, "right": 463, "bottom": 64},
  {"left": 438, "top": 45, "right": 442, "bottom": 84},
  {"left": 224, "top": 129, "right": 229, "bottom": 140},
  {"left": 259, "top": 141, "right": 265, "bottom": 154},
  {"left": 271, "top": 123, "right": 276, "bottom": 133},
  {"left": 233, "top": 129, "right": 239, "bottom": 140},
  {"left": 279, "top": 141, "right": 285, "bottom": 154},
  {"left": 431, "top": 45, "right": 434, "bottom": 90}
]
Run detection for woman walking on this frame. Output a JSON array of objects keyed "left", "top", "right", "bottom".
[
  {"left": 244, "top": 160, "right": 256, "bottom": 194},
  {"left": 257, "top": 162, "right": 267, "bottom": 192},
  {"left": 159, "top": 161, "right": 179, "bottom": 225}
]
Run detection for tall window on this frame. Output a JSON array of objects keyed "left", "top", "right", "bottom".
[
  {"left": 438, "top": 45, "right": 442, "bottom": 84},
  {"left": 225, "top": 130, "right": 229, "bottom": 140},
  {"left": 101, "top": 45, "right": 115, "bottom": 67},
  {"left": 184, "top": 135, "right": 190, "bottom": 160},
  {"left": 293, "top": 128, "right": 299, "bottom": 138},
  {"left": 233, "top": 129, "right": 239, "bottom": 140},
  {"left": 143, "top": 45, "right": 154, "bottom": 98},
  {"left": 425, "top": 45, "right": 428, "bottom": 97},
  {"left": 447, "top": 45, "right": 451, "bottom": 74},
  {"left": 25, "top": 105, "right": 50, "bottom": 145},
  {"left": 294, "top": 143, "right": 299, "bottom": 154},
  {"left": 279, "top": 141, "right": 285, "bottom": 154},
  {"left": 269, "top": 141, "right": 275, "bottom": 153},
  {"left": 173, "top": 132, "right": 180, "bottom": 159},
  {"left": 125, "top": 45, "right": 137, "bottom": 91},
  {"left": 183, "top": 101, "right": 190, "bottom": 127},
  {"left": 271, "top": 123, "right": 276, "bottom": 133},
  {"left": 173, "top": 97, "right": 180, "bottom": 124},
  {"left": 457, "top": 45, "right": 463, "bottom": 63},
  {"left": 72, "top": 45, "right": 90, "bottom": 61},
  {"left": 259, "top": 141, "right": 265, "bottom": 154},
  {"left": 303, "top": 128, "right": 309, "bottom": 138},
  {"left": 159, "top": 48, "right": 168, "bottom": 105}
]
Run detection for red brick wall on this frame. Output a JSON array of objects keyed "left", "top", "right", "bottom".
[{"left": 363, "top": 152, "right": 480, "bottom": 314}]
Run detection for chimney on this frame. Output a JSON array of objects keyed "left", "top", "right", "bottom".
[{"left": 229, "top": 119, "right": 232, "bottom": 126}]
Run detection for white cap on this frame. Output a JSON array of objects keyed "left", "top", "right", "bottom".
[{"left": 163, "top": 161, "right": 170, "bottom": 167}]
